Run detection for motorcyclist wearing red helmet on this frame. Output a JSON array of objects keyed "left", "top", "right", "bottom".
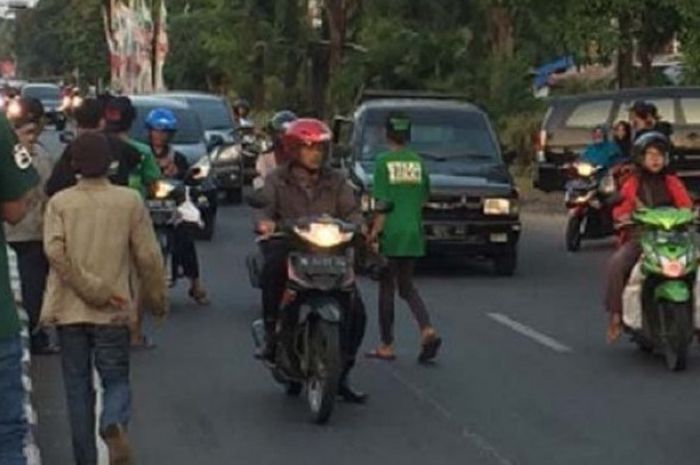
[{"left": 256, "top": 118, "right": 368, "bottom": 403}]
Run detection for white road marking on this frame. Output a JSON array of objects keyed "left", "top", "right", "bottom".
[
  {"left": 487, "top": 313, "right": 573, "bottom": 353},
  {"left": 389, "top": 368, "right": 515, "bottom": 465}
]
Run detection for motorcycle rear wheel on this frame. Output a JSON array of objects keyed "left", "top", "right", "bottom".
[
  {"left": 306, "top": 320, "right": 341, "bottom": 424},
  {"left": 660, "top": 302, "right": 692, "bottom": 372}
]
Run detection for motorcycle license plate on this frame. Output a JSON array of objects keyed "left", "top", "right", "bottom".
[{"left": 294, "top": 255, "right": 348, "bottom": 274}]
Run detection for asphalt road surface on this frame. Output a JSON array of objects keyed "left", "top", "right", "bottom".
[{"left": 31, "top": 131, "right": 700, "bottom": 465}]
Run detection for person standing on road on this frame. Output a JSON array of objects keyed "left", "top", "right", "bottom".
[
  {"left": 366, "top": 112, "right": 442, "bottom": 364},
  {"left": 4, "top": 97, "right": 57, "bottom": 355},
  {"left": 41, "top": 132, "right": 167, "bottom": 465},
  {"left": 0, "top": 113, "right": 40, "bottom": 465}
]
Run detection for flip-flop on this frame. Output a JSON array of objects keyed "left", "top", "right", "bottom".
[
  {"left": 418, "top": 335, "right": 442, "bottom": 363},
  {"left": 189, "top": 288, "right": 211, "bottom": 306},
  {"left": 365, "top": 348, "right": 396, "bottom": 361}
]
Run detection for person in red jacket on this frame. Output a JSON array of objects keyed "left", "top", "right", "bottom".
[{"left": 605, "top": 131, "right": 693, "bottom": 342}]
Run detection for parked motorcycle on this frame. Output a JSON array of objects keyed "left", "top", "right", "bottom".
[
  {"left": 247, "top": 198, "right": 391, "bottom": 424},
  {"left": 564, "top": 161, "right": 617, "bottom": 252},
  {"left": 621, "top": 208, "right": 698, "bottom": 371}
]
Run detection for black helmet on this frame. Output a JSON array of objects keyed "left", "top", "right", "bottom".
[
  {"left": 632, "top": 131, "right": 670, "bottom": 166},
  {"left": 233, "top": 98, "right": 250, "bottom": 110},
  {"left": 267, "top": 110, "right": 298, "bottom": 135},
  {"left": 103, "top": 96, "right": 136, "bottom": 133}
]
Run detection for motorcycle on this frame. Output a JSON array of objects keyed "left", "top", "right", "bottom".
[
  {"left": 247, "top": 199, "right": 391, "bottom": 424},
  {"left": 564, "top": 161, "right": 617, "bottom": 252},
  {"left": 147, "top": 161, "right": 210, "bottom": 271},
  {"left": 621, "top": 208, "right": 699, "bottom": 371}
]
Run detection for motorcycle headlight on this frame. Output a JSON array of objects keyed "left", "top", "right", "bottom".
[
  {"left": 71, "top": 96, "right": 83, "bottom": 109},
  {"left": 6, "top": 100, "right": 21, "bottom": 119},
  {"left": 576, "top": 162, "right": 596, "bottom": 178},
  {"left": 154, "top": 180, "right": 177, "bottom": 199},
  {"left": 295, "top": 223, "right": 354, "bottom": 248},
  {"left": 214, "top": 145, "right": 241, "bottom": 162},
  {"left": 599, "top": 173, "right": 616, "bottom": 194},
  {"left": 484, "top": 198, "right": 516, "bottom": 216},
  {"left": 192, "top": 157, "right": 211, "bottom": 180}
]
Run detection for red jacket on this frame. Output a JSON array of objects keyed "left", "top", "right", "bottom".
[{"left": 613, "top": 173, "right": 693, "bottom": 243}]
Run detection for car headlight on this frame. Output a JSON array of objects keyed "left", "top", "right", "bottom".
[
  {"left": 192, "top": 157, "right": 212, "bottom": 179},
  {"left": 576, "top": 162, "right": 596, "bottom": 177},
  {"left": 294, "top": 223, "right": 354, "bottom": 248},
  {"left": 214, "top": 145, "right": 241, "bottom": 162},
  {"left": 484, "top": 198, "right": 516, "bottom": 216},
  {"left": 154, "top": 180, "right": 177, "bottom": 199}
]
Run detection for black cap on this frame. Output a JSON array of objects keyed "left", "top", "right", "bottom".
[{"left": 71, "top": 132, "right": 112, "bottom": 178}]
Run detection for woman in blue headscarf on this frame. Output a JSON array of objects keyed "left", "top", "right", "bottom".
[{"left": 581, "top": 125, "right": 623, "bottom": 169}]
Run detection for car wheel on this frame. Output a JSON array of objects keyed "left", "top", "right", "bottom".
[{"left": 494, "top": 249, "right": 517, "bottom": 277}]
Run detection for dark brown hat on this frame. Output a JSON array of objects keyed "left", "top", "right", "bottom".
[{"left": 71, "top": 132, "right": 112, "bottom": 178}]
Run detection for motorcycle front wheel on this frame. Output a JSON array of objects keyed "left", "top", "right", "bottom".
[
  {"left": 306, "top": 320, "right": 341, "bottom": 424},
  {"left": 565, "top": 214, "right": 583, "bottom": 252},
  {"left": 660, "top": 301, "right": 693, "bottom": 372}
]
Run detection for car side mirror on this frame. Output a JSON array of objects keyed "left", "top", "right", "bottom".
[
  {"left": 59, "top": 131, "right": 75, "bottom": 144},
  {"left": 207, "top": 134, "right": 225, "bottom": 152}
]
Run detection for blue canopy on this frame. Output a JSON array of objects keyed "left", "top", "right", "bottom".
[{"left": 533, "top": 56, "right": 575, "bottom": 89}]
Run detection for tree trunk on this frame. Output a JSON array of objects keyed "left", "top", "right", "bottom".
[
  {"left": 325, "top": 0, "right": 346, "bottom": 73},
  {"left": 252, "top": 42, "right": 266, "bottom": 110},
  {"left": 617, "top": 11, "right": 635, "bottom": 89},
  {"left": 309, "top": 42, "right": 329, "bottom": 118},
  {"left": 488, "top": 5, "right": 514, "bottom": 58},
  {"left": 281, "top": 0, "right": 300, "bottom": 105}
]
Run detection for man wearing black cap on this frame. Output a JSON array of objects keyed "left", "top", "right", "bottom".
[{"left": 41, "top": 132, "right": 167, "bottom": 465}]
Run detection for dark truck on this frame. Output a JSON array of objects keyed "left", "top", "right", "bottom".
[
  {"left": 332, "top": 90, "right": 521, "bottom": 276},
  {"left": 534, "top": 86, "right": 700, "bottom": 193}
]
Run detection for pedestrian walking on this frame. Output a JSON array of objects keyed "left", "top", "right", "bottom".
[
  {"left": 40, "top": 132, "right": 167, "bottom": 465},
  {"left": 4, "top": 97, "right": 57, "bottom": 355},
  {"left": 0, "top": 112, "right": 40, "bottom": 465},
  {"left": 365, "top": 112, "right": 442, "bottom": 363}
]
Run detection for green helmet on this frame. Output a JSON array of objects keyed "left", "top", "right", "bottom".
[{"left": 632, "top": 131, "right": 670, "bottom": 167}]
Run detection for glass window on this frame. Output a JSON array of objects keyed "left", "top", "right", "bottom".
[
  {"left": 129, "top": 105, "right": 204, "bottom": 145},
  {"left": 681, "top": 98, "right": 700, "bottom": 124},
  {"left": 359, "top": 109, "right": 499, "bottom": 162},
  {"left": 187, "top": 99, "right": 234, "bottom": 131},
  {"left": 565, "top": 100, "right": 613, "bottom": 128}
]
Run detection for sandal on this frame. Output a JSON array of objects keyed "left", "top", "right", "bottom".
[
  {"left": 365, "top": 345, "right": 396, "bottom": 361},
  {"left": 418, "top": 333, "right": 442, "bottom": 364},
  {"left": 189, "top": 288, "right": 210, "bottom": 306}
]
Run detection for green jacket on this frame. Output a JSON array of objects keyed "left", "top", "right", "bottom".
[{"left": 125, "top": 138, "right": 161, "bottom": 198}]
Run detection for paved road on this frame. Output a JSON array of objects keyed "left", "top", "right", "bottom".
[{"left": 30, "top": 131, "right": 700, "bottom": 465}]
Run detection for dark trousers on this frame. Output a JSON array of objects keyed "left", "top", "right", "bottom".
[
  {"left": 58, "top": 325, "right": 131, "bottom": 465},
  {"left": 379, "top": 258, "right": 432, "bottom": 345},
  {"left": 260, "top": 240, "right": 366, "bottom": 365},
  {"left": 9, "top": 241, "right": 49, "bottom": 350},
  {"left": 0, "top": 335, "right": 28, "bottom": 465},
  {"left": 604, "top": 241, "right": 642, "bottom": 315},
  {"left": 171, "top": 223, "right": 200, "bottom": 281}
]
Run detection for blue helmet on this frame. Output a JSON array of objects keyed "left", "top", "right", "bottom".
[{"left": 145, "top": 108, "right": 177, "bottom": 132}]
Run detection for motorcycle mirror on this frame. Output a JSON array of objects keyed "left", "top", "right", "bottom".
[
  {"left": 207, "top": 134, "right": 225, "bottom": 152},
  {"left": 373, "top": 200, "right": 394, "bottom": 214}
]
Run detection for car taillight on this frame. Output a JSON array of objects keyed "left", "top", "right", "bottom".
[{"left": 532, "top": 129, "right": 547, "bottom": 163}]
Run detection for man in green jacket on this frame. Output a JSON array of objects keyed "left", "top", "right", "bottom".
[
  {"left": 0, "top": 113, "right": 40, "bottom": 465},
  {"left": 367, "top": 112, "right": 442, "bottom": 364}
]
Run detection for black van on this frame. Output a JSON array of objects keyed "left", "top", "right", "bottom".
[
  {"left": 535, "top": 87, "right": 700, "bottom": 193},
  {"left": 333, "top": 90, "right": 521, "bottom": 276}
]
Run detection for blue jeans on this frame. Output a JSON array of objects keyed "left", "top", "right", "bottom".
[
  {"left": 58, "top": 325, "right": 131, "bottom": 465},
  {"left": 0, "top": 335, "right": 29, "bottom": 465}
]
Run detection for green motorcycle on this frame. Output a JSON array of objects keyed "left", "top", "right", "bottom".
[{"left": 623, "top": 207, "right": 698, "bottom": 371}]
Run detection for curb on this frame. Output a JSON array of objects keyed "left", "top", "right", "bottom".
[{"left": 8, "top": 248, "right": 42, "bottom": 465}]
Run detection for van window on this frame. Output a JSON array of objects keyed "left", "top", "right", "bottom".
[
  {"left": 681, "top": 98, "right": 700, "bottom": 124},
  {"left": 565, "top": 100, "right": 613, "bottom": 128},
  {"left": 615, "top": 98, "right": 676, "bottom": 124}
]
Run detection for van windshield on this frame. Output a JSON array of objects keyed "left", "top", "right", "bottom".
[{"left": 360, "top": 108, "right": 500, "bottom": 163}]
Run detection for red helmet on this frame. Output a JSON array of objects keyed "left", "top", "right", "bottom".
[{"left": 283, "top": 118, "right": 332, "bottom": 160}]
